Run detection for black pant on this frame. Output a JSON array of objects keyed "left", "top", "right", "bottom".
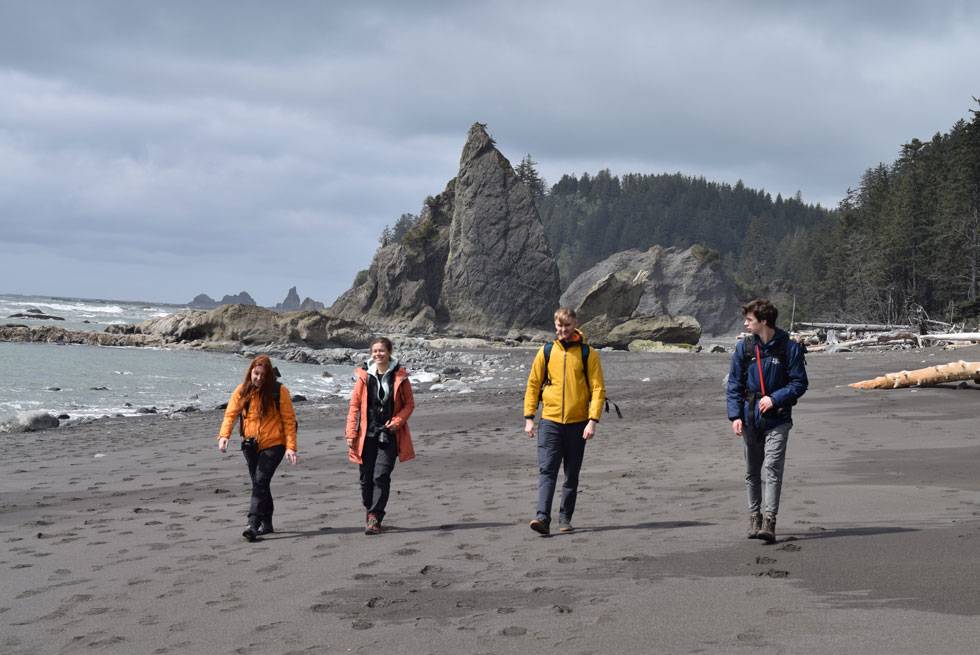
[
  {"left": 242, "top": 443, "right": 285, "bottom": 528},
  {"left": 536, "top": 420, "right": 588, "bottom": 523},
  {"left": 359, "top": 436, "right": 397, "bottom": 521}
]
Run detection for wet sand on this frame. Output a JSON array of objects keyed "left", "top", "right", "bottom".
[{"left": 3, "top": 345, "right": 980, "bottom": 653}]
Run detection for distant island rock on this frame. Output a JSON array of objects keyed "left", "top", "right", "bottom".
[
  {"left": 330, "top": 122, "right": 560, "bottom": 335},
  {"left": 8, "top": 308, "right": 65, "bottom": 321},
  {"left": 275, "top": 287, "right": 325, "bottom": 312},
  {"left": 187, "top": 292, "right": 257, "bottom": 309}
]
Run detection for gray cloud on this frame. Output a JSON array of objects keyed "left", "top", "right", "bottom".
[{"left": 1, "top": 1, "right": 978, "bottom": 304}]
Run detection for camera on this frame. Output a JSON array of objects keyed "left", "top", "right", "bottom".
[{"left": 374, "top": 426, "right": 394, "bottom": 445}]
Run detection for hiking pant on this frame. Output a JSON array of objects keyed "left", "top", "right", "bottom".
[
  {"left": 359, "top": 436, "right": 398, "bottom": 522},
  {"left": 743, "top": 422, "right": 791, "bottom": 515},
  {"left": 243, "top": 443, "right": 285, "bottom": 528},
  {"left": 536, "top": 419, "right": 588, "bottom": 523}
]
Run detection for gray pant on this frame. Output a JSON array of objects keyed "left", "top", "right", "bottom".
[{"left": 742, "top": 422, "right": 791, "bottom": 515}]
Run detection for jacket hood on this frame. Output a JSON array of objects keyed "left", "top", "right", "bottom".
[{"left": 367, "top": 357, "right": 400, "bottom": 377}]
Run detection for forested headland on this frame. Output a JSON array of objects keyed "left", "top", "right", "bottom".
[{"left": 380, "top": 100, "right": 980, "bottom": 325}]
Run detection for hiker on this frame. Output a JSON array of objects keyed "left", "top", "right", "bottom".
[
  {"left": 216, "top": 354, "right": 298, "bottom": 542},
  {"left": 345, "top": 337, "right": 416, "bottom": 535},
  {"left": 523, "top": 307, "right": 606, "bottom": 535},
  {"left": 726, "top": 299, "right": 808, "bottom": 543}
]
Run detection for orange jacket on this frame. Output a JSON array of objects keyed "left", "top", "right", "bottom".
[
  {"left": 346, "top": 365, "right": 416, "bottom": 463},
  {"left": 218, "top": 383, "right": 297, "bottom": 452}
]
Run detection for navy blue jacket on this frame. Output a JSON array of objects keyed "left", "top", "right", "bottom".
[{"left": 726, "top": 328, "right": 808, "bottom": 430}]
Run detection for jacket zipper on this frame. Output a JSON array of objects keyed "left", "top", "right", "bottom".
[{"left": 561, "top": 348, "right": 567, "bottom": 422}]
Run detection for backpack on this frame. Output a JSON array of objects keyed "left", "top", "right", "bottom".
[
  {"left": 542, "top": 341, "right": 622, "bottom": 418},
  {"left": 238, "top": 369, "right": 298, "bottom": 436}
]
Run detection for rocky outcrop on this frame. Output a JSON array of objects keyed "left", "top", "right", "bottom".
[
  {"left": 188, "top": 294, "right": 218, "bottom": 309},
  {"left": 275, "top": 287, "right": 325, "bottom": 312},
  {"left": 561, "top": 245, "right": 743, "bottom": 337},
  {"left": 187, "top": 292, "right": 257, "bottom": 309},
  {"left": 277, "top": 287, "right": 302, "bottom": 311},
  {"left": 0, "top": 411, "right": 60, "bottom": 433},
  {"left": 111, "top": 304, "right": 372, "bottom": 349},
  {"left": 8, "top": 309, "right": 65, "bottom": 320},
  {"left": 0, "top": 325, "right": 165, "bottom": 347},
  {"left": 330, "top": 123, "right": 560, "bottom": 334}
]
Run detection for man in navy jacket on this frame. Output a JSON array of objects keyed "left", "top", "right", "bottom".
[{"left": 726, "top": 299, "right": 808, "bottom": 543}]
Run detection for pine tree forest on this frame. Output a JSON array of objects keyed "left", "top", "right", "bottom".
[{"left": 532, "top": 100, "right": 980, "bottom": 324}]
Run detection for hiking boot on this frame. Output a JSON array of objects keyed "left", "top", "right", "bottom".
[
  {"left": 757, "top": 513, "right": 776, "bottom": 543},
  {"left": 365, "top": 513, "right": 381, "bottom": 536},
  {"left": 747, "top": 512, "right": 762, "bottom": 539},
  {"left": 558, "top": 519, "right": 574, "bottom": 533},
  {"left": 529, "top": 518, "right": 550, "bottom": 535},
  {"left": 256, "top": 520, "right": 275, "bottom": 536}
]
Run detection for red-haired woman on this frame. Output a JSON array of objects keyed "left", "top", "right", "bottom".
[
  {"left": 345, "top": 337, "right": 415, "bottom": 535},
  {"left": 217, "top": 355, "right": 298, "bottom": 542}
]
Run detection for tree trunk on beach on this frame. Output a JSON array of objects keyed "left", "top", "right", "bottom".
[{"left": 849, "top": 360, "right": 980, "bottom": 389}]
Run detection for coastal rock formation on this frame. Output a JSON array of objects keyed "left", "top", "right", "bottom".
[
  {"left": 0, "top": 324, "right": 165, "bottom": 347},
  {"left": 8, "top": 309, "right": 65, "bottom": 321},
  {"left": 112, "top": 304, "right": 372, "bottom": 349},
  {"left": 561, "top": 245, "right": 743, "bottom": 337},
  {"left": 188, "top": 294, "right": 218, "bottom": 309},
  {"left": 187, "top": 292, "right": 257, "bottom": 309},
  {"left": 275, "top": 287, "right": 325, "bottom": 312},
  {"left": 331, "top": 123, "right": 560, "bottom": 334}
]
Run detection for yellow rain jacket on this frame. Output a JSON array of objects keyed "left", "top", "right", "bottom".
[{"left": 523, "top": 330, "right": 606, "bottom": 424}]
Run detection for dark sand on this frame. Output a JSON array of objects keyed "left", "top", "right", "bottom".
[{"left": 3, "top": 346, "right": 980, "bottom": 653}]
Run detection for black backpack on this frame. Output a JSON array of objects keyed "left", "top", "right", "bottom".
[{"left": 541, "top": 341, "right": 622, "bottom": 418}]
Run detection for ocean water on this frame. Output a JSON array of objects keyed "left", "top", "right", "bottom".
[{"left": 0, "top": 294, "right": 355, "bottom": 424}]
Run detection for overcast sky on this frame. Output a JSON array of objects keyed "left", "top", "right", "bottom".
[{"left": 2, "top": 1, "right": 978, "bottom": 306}]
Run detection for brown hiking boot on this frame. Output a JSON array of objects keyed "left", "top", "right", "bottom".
[
  {"left": 757, "top": 512, "right": 776, "bottom": 543},
  {"left": 747, "top": 512, "right": 762, "bottom": 539}
]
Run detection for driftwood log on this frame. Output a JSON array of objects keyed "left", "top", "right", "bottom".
[{"left": 849, "top": 360, "right": 980, "bottom": 389}]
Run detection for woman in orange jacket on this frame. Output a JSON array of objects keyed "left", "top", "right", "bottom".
[
  {"left": 345, "top": 337, "right": 415, "bottom": 535},
  {"left": 217, "top": 354, "right": 297, "bottom": 542}
]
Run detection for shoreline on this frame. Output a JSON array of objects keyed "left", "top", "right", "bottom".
[{"left": 3, "top": 346, "right": 980, "bottom": 652}]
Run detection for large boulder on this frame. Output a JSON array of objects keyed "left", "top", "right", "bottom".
[
  {"left": 561, "top": 245, "right": 742, "bottom": 336},
  {"left": 602, "top": 314, "right": 701, "bottom": 348},
  {"left": 331, "top": 123, "right": 560, "bottom": 335}
]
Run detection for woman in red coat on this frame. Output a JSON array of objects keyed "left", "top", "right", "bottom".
[{"left": 345, "top": 337, "right": 415, "bottom": 535}]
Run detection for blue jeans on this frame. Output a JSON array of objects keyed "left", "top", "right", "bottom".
[
  {"left": 536, "top": 419, "right": 588, "bottom": 523},
  {"left": 742, "top": 422, "right": 790, "bottom": 515}
]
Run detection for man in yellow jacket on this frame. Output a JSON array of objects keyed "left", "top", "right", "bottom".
[{"left": 523, "top": 307, "right": 606, "bottom": 535}]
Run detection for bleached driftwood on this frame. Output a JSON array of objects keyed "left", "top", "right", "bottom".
[
  {"left": 849, "top": 360, "right": 980, "bottom": 389},
  {"left": 796, "top": 322, "right": 913, "bottom": 332},
  {"left": 834, "top": 332, "right": 921, "bottom": 348},
  {"left": 918, "top": 332, "right": 980, "bottom": 343}
]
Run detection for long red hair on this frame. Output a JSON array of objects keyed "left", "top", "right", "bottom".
[{"left": 240, "top": 354, "right": 278, "bottom": 412}]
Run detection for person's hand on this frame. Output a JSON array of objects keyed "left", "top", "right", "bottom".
[
  {"left": 524, "top": 419, "right": 536, "bottom": 438},
  {"left": 758, "top": 396, "right": 774, "bottom": 413},
  {"left": 285, "top": 449, "right": 298, "bottom": 465},
  {"left": 583, "top": 420, "right": 597, "bottom": 440},
  {"left": 731, "top": 419, "right": 743, "bottom": 436},
  {"left": 218, "top": 437, "right": 229, "bottom": 452}
]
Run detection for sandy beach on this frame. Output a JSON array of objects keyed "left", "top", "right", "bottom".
[{"left": 3, "top": 345, "right": 980, "bottom": 654}]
